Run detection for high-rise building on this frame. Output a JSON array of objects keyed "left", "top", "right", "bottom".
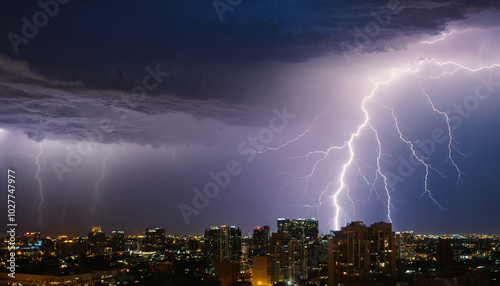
[
  {"left": 88, "top": 226, "right": 106, "bottom": 254},
  {"left": 215, "top": 262, "right": 240, "bottom": 286},
  {"left": 252, "top": 226, "right": 271, "bottom": 257},
  {"left": 186, "top": 237, "right": 202, "bottom": 252},
  {"left": 204, "top": 225, "right": 242, "bottom": 265},
  {"left": 253, "top": 256, "right": 271, "bottom": 286},
  {"left": 56, "top": 236, "right": 88, "bottom": 256},
  {"left": 125, "top": 236, "right": 140, "bottom": 252},
  {"left": 110, "top": 231, "right": 125, "bottom": 252},
  {"left": 21, "top": 232, "right": 42, "bottom": 245},
  {"left": 436, "top": 238, "right": 455, "bottom": 270},
  {"left": 329, "top": 221, "right": 396, "bottom": 286},
  {"left": 268, "top": 232, "right": 307, "bottom": 285},
  {"left": 396, "top": 231, "right": 415, "bottom": 260},
  {"left": 277, "top": 218, "right": 318, "bottom": 240},
  {"left": 18, "top": 232, "right": 43, "bottom": 256},
  {"left": 143, "top": 227, "right": 165, "bottom": 252}
]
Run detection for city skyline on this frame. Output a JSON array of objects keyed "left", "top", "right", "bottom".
[
  {"left": 3, "top": 218, "right": 499, "bottom": 285},
  {"left": 1, "top": 0, "right": 500, "bottom": 236},
  {"left": 7, "top": 218, "right": 500, "bottom": 238}
]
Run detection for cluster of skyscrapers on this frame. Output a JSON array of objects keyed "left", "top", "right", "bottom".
[
  {"left": 204, "top": 218, "right": 318, "bottom": 285},
  {"left": 88, "top": 226, "right": 167, "bottom": 254},
  {"left": 5, "top": 218, "right": 497, "bottom": 285},
  {"left": 1, "top": 219, "right": 425, "bottom": 285},
  {"left": 203, "top": 219, "right": 400, "bottom": 286}
]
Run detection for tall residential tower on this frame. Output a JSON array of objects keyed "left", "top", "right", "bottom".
[{"left": 329, "top": 221, "right": 396, "bottom": 285}]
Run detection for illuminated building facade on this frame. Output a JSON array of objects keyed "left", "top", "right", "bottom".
[
  {"left": 268, "top": 232, "right": 307, "bottom": 285},
  {"left": 56, "top": 236, "right": 87, "bottom": 256},
  {"left": 329, "top": 221, "right": 396, "bottom": 286},
  {"left": 204, "top": 225, "right": 242, "bottom": 265},
  {"left": 143, "top": 227, "right": 166, "bottom": 252},
  {"left": 110, "top": 230, "right": 125, "bottom": 252},
  {"left": 277, "top": 218, "right": 319, "bottom": 240},
  {"left": 88, "top": 226, "right": 106, "bottom": 254},
  {"left": 396, "top": 231, "right": 415, "bottom": 260},
  {"left": 252, "top": 226, "right": 271, "bottom": 257}
]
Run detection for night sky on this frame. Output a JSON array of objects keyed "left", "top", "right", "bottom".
[{"left": 1, "top": 0, "right": 500, "bottom": 236}]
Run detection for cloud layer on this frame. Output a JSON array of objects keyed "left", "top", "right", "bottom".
[
  {"left": 0, "top": 56, "right": 271, "bottom": 147},
  {"left": 1, "top": 0, "right": 499, "bottom": 91}
]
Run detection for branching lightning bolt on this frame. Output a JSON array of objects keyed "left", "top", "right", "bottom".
[
  {"left": 418, "top": 82, "right": 464, "bottom": 184},
  {"left": 385, "top": 106, "right": 446, "bottom": 210},
  {"left": 258, "top": 103, "right": 333, "bottom": 153},
  {"left": 368, "top": 123, "right": 393, "bottom": 223},
  {"left": 330, "top": 72, "right": 401, "bottom": 230},
  {"left": 415, "top": 59, "right": 500, "bottom": 80},
  {"left": 420, "top": 29, "right": 458, "bottom": 44},
  {"left": 35, "top": 145, "right": 44, "bottom": 228},
  {"left": 257, "top": 55, "right": 500, "bottom": 231},
  {"left": 2, "top": 144, "right": 46, "bottom": 228},
  {"left": 354, "top": 159, "right": 384, "bottom": 207},
  {"left": 91, "top": 148, "right": 112, "bottom": 223}
]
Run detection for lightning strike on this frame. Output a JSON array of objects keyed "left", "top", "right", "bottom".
[
  {"left": 3, "top": 144, "right": 46, "bottom": 228},
  {"left": 368, "top": 123, "right": 393, "bottom": 223},
  {"left": 386, "top": 106, "right": 446, "bottom": 210},
  {"left": 353, "top": 160, "right": 376, "bottom": 194},
  {"left": 91, "top": 148, "right": 112, "bottom": 223},
  {"left": 354, "top": 159, "right": 385, "bottom": 207},
  {"left": 331, "top": 71, "right": 401, "bottom": 230},
  {"left": 415, "top": 59, "right": 500, "bottom": 80},
  {"left": 35, "top": 145, "right": 44, "bottom": 228},
  {"left": 418, "top": 82, "right": 464, "bottom": 184},
  {"left": 277, "top": 172, "right": 309, "bottom": 193},
  {"left": 420, "top": 29, "right": 457, "bottom": 44},
  {"left": 241, "top": 35, "right": 499, "bottom": 231},
  {"left": 258, "top": 103, "right": 333, "bottom": 153}
]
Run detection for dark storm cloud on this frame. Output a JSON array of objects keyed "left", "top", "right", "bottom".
[
  {"left": 0, "top": 56, "right": 269, "bottom": 146},
  {"left": 1, "top": 0, "right": 499, "bottom": 93},
  {"left": 1, "top": 0, "right": 499, "bottom": 146},
  {"left": 1, "top": 1, "right": 500, "bottom": 236}
]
